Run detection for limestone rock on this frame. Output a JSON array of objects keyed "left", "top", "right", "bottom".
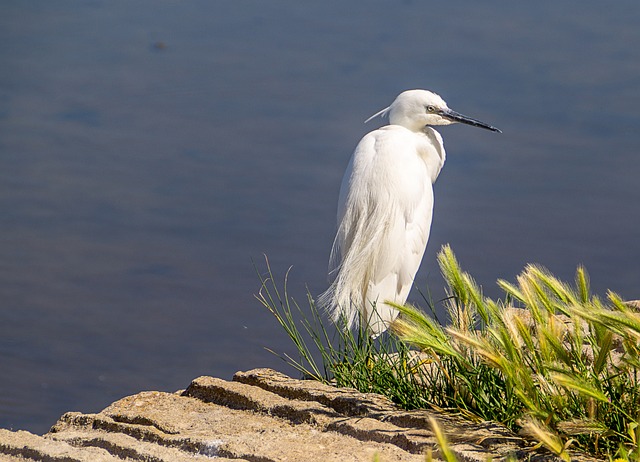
[{"left": 0, "top": 368, "right": 599, "bottom": 461}]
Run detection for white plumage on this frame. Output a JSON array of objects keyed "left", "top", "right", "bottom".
[{"left": 319, "top": 89, "right": 500, "bottom": 335}]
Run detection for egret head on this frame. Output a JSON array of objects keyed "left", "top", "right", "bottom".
[{"left": 366, "top": 89, "right": 501, "bottom": 133}]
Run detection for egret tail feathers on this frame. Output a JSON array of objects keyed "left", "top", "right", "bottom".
[{"left": 317, "top": 282, "right": 400, "bottom": 336}]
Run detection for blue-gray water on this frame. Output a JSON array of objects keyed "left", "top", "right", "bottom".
[{"left": 1, "top": 1, "right": 639, "bottom": 433}]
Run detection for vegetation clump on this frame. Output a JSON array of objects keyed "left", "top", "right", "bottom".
[{"left": 257, "top": 246, "right": 640, "bottom": 460}]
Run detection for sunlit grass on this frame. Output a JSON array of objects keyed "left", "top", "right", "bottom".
[
  {"left": 257, "top": 247, "right": 640, "bottom": 460},
  {"left": 394, "top": 245, "right": 640, "bottom": 460}
]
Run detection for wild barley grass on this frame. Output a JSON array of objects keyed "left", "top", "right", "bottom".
[
  {"left": 394, "top": 245, "right": 640, "bottom": 459},
  {"left": 257, "top": 248, "right": 640, "bottom": 460}
]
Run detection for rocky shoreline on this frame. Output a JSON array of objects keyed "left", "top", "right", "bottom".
[{"left": 0, "top": 368, "right": 597, "bottom": 461}]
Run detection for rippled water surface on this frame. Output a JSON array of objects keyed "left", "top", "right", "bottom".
[{"left": 1, "top": 1, "right": 640, "bottom": 433}]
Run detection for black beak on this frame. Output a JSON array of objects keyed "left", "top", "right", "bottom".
[{"left": 440, "top": 108, "right": 501, "bottom": 133}]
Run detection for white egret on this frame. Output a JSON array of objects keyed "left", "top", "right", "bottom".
[{"left": 319, "top": 89, "right": 500, "bottom": 335}]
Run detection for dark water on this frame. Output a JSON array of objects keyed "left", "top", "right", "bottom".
[{"left": 1, "top": 1, "right": 639, "bottom": 433}]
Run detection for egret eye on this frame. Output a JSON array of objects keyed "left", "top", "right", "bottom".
[{"left": 426, "top": 105, "right": 436, "bottom": 113}]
